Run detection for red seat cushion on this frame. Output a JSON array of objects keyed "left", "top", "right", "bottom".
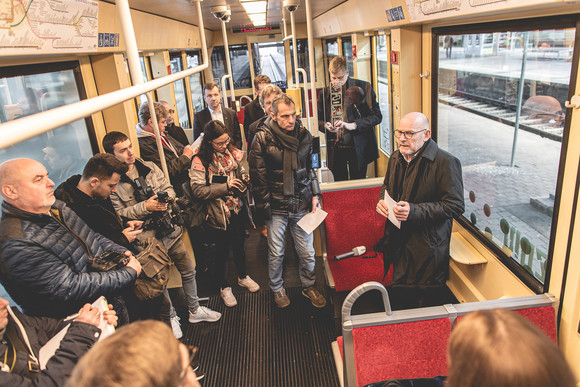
[{"left": 322, "top": 186, "right": 392, "bottom": 291}]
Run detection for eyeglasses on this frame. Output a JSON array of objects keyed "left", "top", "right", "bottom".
[
  {"left": 212, "top": 137, "right": 231, "bottom": 147},
  {"left": 394, "top": 129, "right": 428, "bottom": 139},
  {"left": 168, "top": 109, "right": 175, "bottom": 114}
]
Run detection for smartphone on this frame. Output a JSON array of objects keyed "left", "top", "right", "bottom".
[{"left": 211, "top": 175, "right": 228, "bottom": 184}]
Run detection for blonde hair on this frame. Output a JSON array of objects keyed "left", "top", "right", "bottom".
[
  {"left": 447, "top": 309, "right": 576, "bottom": 387},
  {"left": 69, "top": 320, "right": 182, "bottom": 387},
  {"left": 329, "top": 56, "right": 347, "bottom": 74}
]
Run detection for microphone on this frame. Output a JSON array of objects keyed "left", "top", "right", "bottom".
[{"left": 334, "top": 246, "right": 366, "bottom": 261}]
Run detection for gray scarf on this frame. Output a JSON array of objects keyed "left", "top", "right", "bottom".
[{"left": 266, "top": 117, "right": 299, "bottom": 195}]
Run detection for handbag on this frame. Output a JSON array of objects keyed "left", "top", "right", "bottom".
[
  {"left": 89, "top": 250, "right": 130, "bottom": 272},
  {"left": 133, "top": 237, "right": 172, "bottom": 301},
  {"left": 181, "top": 171, "right": 210, "bottom": 229}
]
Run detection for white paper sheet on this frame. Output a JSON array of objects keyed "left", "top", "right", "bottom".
[
  {"left": 383, "top": 191, "right": 401, "bottom": 229},
  {"left": 297, "top": 208, "right": 328, "bottom": 234},
  {"left": 39, "top": 296, "right": 115, "bottom": 370}
]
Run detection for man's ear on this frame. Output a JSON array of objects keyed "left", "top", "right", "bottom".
[
  {"left": 424, "top": 129, "right": 432, "bottom": 141},
  {"left": 147, "top": 118, "right": 153, "bottom": 127},
  {"left": 1, "top": 184, "right": 17, "bottom": 200},
  {"left": 269, "top": 110, "right": 276, "bottom": 120},
  {"left": 89, "top": 177, "right": 100, "bottom": 188}
]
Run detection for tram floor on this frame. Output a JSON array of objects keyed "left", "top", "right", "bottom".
[{"left": 168, "top": 228, "right": 340, "bottom": 387}]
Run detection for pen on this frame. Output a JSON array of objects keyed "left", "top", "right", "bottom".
[{"left": 63, "top": 313, "right": 80, "bottom": 322}]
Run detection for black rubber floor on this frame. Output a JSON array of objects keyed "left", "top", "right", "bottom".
[{"left": 182, "top": 287, "right": 340, "bottom": 387}]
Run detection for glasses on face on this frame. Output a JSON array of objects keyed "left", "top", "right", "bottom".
[
  {"left": 394, "top": 128, "right": 428, "bottom": 139},
  {"left": 168, "top": 109, "right": 175, "bottom": 114},
  {"left": 212, "top": 137, "right": 230, "bottom": 147}
]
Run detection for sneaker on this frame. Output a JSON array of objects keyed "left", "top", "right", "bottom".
[
  {"left": 170, "top": 315, "right": 182, "bottom": 339},
  {"left": 302, "top": 286, "right": 327, "bottom": 308},
  {"left": 274, "top": 289, "right": 290, "bottom": 308},
  {"left": 195, "top": 370, "right": 205, "bottom": 381},
  {"left": 238, "top": 275, "right": 260, "bottom": 292},
  {"left": 189, "top": 306, "right": 222, "bottom": 323},
  {"left": 220, "top": 287, "right": 237, "bottom": 307}
]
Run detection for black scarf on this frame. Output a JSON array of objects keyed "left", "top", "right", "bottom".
[{"left": 266, "top": 117, "right": 299, "bottom": 195}]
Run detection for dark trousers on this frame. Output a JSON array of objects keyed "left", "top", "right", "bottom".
[
  {"left": 206, "top": 213, "right": 247, "bottom": 289},
  {"left": 124, "top": 290, "right": 171, "bottom": 325},
  {"left": 331, "top": 146, "right": 366, "bottom": 181}
]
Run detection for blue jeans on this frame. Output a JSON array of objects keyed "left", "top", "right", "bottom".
[
  {"left": 167, "top": 239, "right": 200, "bottom": 316},
  {"left": 266, "top": 209, "right": 315, "bottom": 292}
]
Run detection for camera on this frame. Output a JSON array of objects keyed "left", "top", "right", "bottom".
[
  {"left": 140, "top": 187, "right": 186, "bottom": 239},
  {"left": 283, "top": 0, "right": 299, "bottom": 12},
  {"left": 230, "top": 173, "right": 250, "bottom": 198},
  {"left": 211, "top": 5, "right": 231, "bottom": 22}
]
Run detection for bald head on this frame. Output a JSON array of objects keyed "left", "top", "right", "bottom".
[
  {"left": 0, "top": 158, "right": 56, "bottom": 214},
  {"left": 159, "top": 101, "right": 174, "bottom": 125},
  {"left": 397, "top": 112, "right": 431, "bottom": 161},
  {"left": 400, "top": 112, "right": 429, "bottom": 129}
]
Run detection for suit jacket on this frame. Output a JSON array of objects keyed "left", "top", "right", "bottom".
[
  {"left": 243, "top": 97, "right": 265, "bottom": 143},
  {"left": 193, "top": 106, "right": 242, "bottom": 149}
]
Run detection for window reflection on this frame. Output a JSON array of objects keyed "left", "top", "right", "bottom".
[
  {"left": 211, "top": 45, "right": 251, "bottom": 89},
  {"left": 289, "top": 39, "right": 310, "bottom": 85},
  {"left": 169, "top": 54, "right": 191, "bottom": 129},
  {"left": 253, "top": 42, "right": 287, "bottom": 89},
  {"left": 376, "top": 35, "right": 391, "bottom": 155},
  {"left": 437, "top": 28, "right": 575, "bottom": 284},
  {"left": 0, "top": 65, "right": 93, "bottom": 187},
  {"left": 186, "top": 52, "right": 204, "bottom": 114}
]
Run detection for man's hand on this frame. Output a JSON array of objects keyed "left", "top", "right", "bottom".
[
  {"left": 334, "top": 120, "right": 357, "bottom": 131},
  {"left": 182, "top": 145, "right": 195, "bottom": 159},
  {"left": 145, "top": 195, "right": 168, "bottom": 212},
  {"left": 393, "top": 201, "right": 410, "bottom": 221},
  {"left": 122, "top": 226, "right": 142, "bottom": 243},
  {"left": 103, "top": 304, "right": 118, "bottom": 327},
  {"left": 311, "top": 196, "right": 320, "bottom": 213},
  {"left": 126, "top": 220, "right": 143, "bottom": 229},
  {"left": 126, "top": 255, "right": 142, "bottom": 276},
  {"left": 376, "top": 200, "right": 389, "bottom": 218},
  {"left": 75, "top": 304, "right": 100, "bottom": 327},
  {"left": 325, "top": 122, "right": 338, "bottom": 133}
]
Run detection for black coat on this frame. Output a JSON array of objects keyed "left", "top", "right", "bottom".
[
  {"left": 243, "top": 97, "right": 265, "bottom": 143},
  {"left": 54, "top": 175, "right": 133, "bottom": 250},
  {"left": 379, "top": 139, "right": 464, "bottom": 287},
  {"left": 318, "top": 77, "right": 381, "bottom": 169},
  {"left": 193, "top": 107, "right": 242, "bottom": 149},
  {"left": 166, "top": 122, "right": 189, "bottom": 146},
  {"left": 0, "top": 201, "right": 136, "bottom": 318},
  {"left": 0, "top": 308, "right": 99, "bottom": 386},
  {"left": 137, "top": 133, "right": 191, "bottom": 196},
  {"left": 249, "top": 119, "right": 321, "bottom": 216}
]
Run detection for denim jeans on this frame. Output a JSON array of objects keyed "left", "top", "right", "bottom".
[
  {"left": 167, "top": 239, "right": 200, "bottom": 315},
  {"left": 266, "top": 209, "right": 315, "bottom": 292}
]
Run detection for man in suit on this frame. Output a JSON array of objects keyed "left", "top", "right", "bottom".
[
  {"left": 193, "top": 82, "right": 242, "bottom": 149},
  {"left": 243, "top": 74, "right": 271, "bottom": 144},
  {"left": 318, "top": 56, "right": 382, "bottom": 181},
  {"left": 160, "top": 100, "right": 189, "bottom": 146}
]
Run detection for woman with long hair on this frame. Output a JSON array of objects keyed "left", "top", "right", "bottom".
[{"left": 189, "top": 120, "right": 259, "bottom": 307}]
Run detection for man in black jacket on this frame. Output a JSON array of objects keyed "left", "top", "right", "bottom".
[
  {"left": 243, "top": 74, "right": 271, "bottom": 143},
  {"left": 161, "top": 100, "right": 190, "bottom": 146},
  {"left": 136, "top": 102, "right": 194, "bottom": 196},
  {"left": 0, "top": 158, "right": 141, "bottom": 319},
  {"left": 318, "top": 56, "right": 382, "bottom": 181},
  {"left": 376, "top": 112, "right": 464, "bottom": 308},
  {"left": 193, "top": 82, "right": 242, "bottom": 149},
  {"left": 249, "top": 94, "right": 326, "bottom": 309},
  {"left": 0, "top": 297, "right": 117, "bottom": 386}
]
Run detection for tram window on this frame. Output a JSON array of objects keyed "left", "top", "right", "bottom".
[
  {"left": 211, "top": 45, "right": 251, "bottom": 89},
  {"left": 253, "top": 42, "right": 288, "bottom": 89},
  {"left": 375, "top": 34, "right": 391, "bottom": 155},
  {"left": 325, "top": 38, "right": 339, "bottom": 69},
  {"left": 289, "top": 39, "right": 311, "bottom": 84},
  {"left": 0, "top": 62, "right": 94, "bottom": 187},
  {"left": 138, "top": 56, "right": 149, "bottom": 106},
  {"left": 169, "top": 53, "right": 191, "bottom": 129},
  {"left": 434, "top": 22, "right": 576, "bottom": 289},
  {"left": 342, "top": 36, "right": 355, "bottom": 75},
  {"left": 186, "top": 52, "right": 204, "bottom": 113}
]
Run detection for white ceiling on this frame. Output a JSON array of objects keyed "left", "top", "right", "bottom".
[{"left": 109, "top": 0, "right": 347, "bottom": 31}]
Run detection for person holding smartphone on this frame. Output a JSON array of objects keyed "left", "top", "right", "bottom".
[{"left": 189, "top": 120, "right": 260, "bottom": 307}]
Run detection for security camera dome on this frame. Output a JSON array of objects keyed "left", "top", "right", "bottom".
[
  {"left": 283, "top": 0, "right": 299, "bottom": 12},
  {"left": 210, "top": 5, "right": 228, "bottom": 19}
]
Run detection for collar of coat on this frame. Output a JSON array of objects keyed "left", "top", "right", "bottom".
[
  {"left": 1, "top": 200, "right": 63, "bottom": 223},
  {"left": 120, "top": 158, "right": 152, "bottom": 183},
  {"left": 398, "top": 138, "right": 438, "bottom": 164}
]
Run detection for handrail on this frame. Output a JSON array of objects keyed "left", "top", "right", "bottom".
[
  {"left": 296, "top": 68, "right": 311, "bottom": 133},
  {"left": 0, "top": 1, "right": 208, "bottom": 152},
  {"left": 221, "top": 73, "right": 233, "bottom": 109},
  {"left": 221, "top": 18, "right": 237, "bottom": 111},
  {"left": 341, "top": 281, "right": 392, "bottom": 323}
]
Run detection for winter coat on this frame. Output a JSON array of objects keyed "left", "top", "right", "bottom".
[
  {"left": 243, "top": 97, "right": 265, "bottom": 143},
  {"left": 318, "top": 77, "right": 381, "bottom": 169},
  {"left": 55, "top": 175, "right": 132, "bottom": 250},
  {"left": 136, "top": 124, "right": 192, "bottom": 196},
  {"left": 249, "top": 119, "right": 321, "bottom": 216},
  {"left": 0, "top": 308, "right": 99, "bottom": 386},
  {"left": 0, "top": 201, "right": 137, "bottom": 319},
  {"left": 189, "top": 148, "right": 253, "bottom": 231},
  {"left": 379, "top": 139, "right": 464, "bottom": 287}
]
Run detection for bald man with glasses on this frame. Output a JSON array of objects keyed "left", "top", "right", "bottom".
[{"left": 376, "top": 112, "right": 464, "bottom": 309}]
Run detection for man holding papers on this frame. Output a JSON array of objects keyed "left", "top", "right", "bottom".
[
  {"left": 249, "top": 94, "right": 326, "bottom": 309},
  {"left": 376, "top": 112, "right": 464, "bottom": 307}
]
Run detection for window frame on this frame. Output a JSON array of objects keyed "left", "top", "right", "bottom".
[{"left": 431, "top": 14, "right": 580, "bottom": 294}]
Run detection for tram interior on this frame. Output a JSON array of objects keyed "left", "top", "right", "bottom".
[{"left": 1, "top": 0, "right": 580, "bottom": 386}]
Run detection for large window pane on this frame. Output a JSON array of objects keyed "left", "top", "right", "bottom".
[
  {"left": 211, "top": 45, "right": 251, "bottom": 89},
  {"left": 254, "top": 42, "right": 287, "bottom": 89},
  {"left": 289, "top": 39, "right": 311, "bottom": 84},
  {"left": 342, "top": 36, "right": 354, "bottom": 75},
  {"left": 186, "top": 52, "right": 204, "bottom": 113},
  {"left": 169, "top": 54, "right": 191, "bottom": 129},
  {"left": 0, "top": 63, "right": 93, "bottom": 187},
  {"left": 376, "top": 35, "right": 391, "bottom": 155},
  {"left": 436, "top": 28, "right": 575, "bottom": 285},
  {"left": 138, "top": 57, "right": 149, "bottom": 106}
]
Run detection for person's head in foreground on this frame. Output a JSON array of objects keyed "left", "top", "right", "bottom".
[
  {"left": 446, "top": 308, "right": 576, "bottom": 387},
  {"left": 69, "top": 320, "right": 201, "bottom": 387}
]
